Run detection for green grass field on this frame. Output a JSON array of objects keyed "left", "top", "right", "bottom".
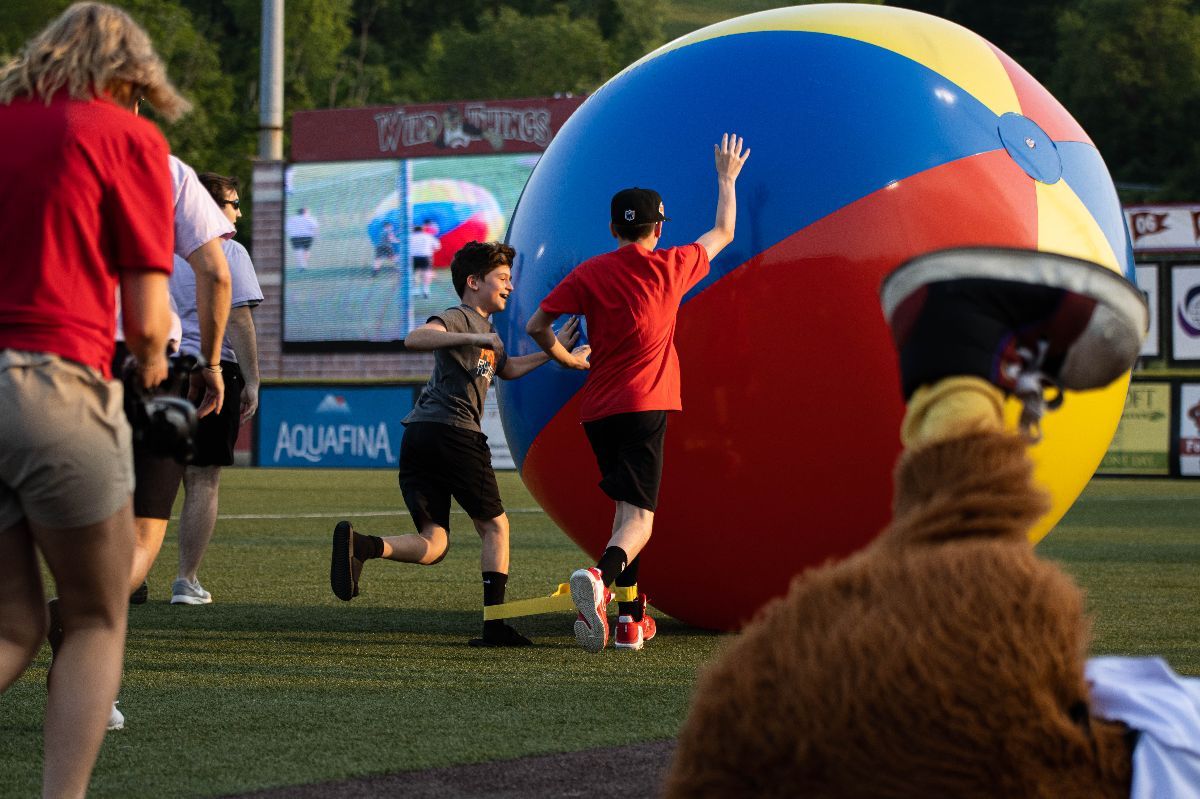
[{"left": 1, "top": 470, "right": 1197, "bottom": 797}]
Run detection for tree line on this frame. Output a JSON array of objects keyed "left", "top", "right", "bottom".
[{"left": 2, "top": 0, "right": 1196, "bottom": 212}]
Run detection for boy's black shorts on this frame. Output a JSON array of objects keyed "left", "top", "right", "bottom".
[
  {"left": 398, "top": 421, "right": 504, "bottom": 531},
  {"left": 582, "top": 411, "right": 668, "bottom": 512},
  {"left": 412, "top": 255, "right": 432, "bottom": 271},
  {"left": 191, "top": 361, "right": 245, "bottom": 468}
]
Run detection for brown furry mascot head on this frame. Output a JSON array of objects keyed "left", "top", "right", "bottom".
[
  {"left": 663, "top": 431, "right": 1133, "bottom": 798},
  {"left": 664, "top": 249, "right": 1151, "bottom": 799}
]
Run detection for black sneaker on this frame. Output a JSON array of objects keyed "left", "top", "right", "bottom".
[
  {"left": 469, "top": 622, "right": 534, "bottom": 647},
  {"left": 330, "top": 520, "right": 361, "bottom": 601},
  {"left": 881, "top": 248, "right": 1147, "bottom": 436},
  {"left": 129, "top": 580, "right": 149, "bottom": 605}
]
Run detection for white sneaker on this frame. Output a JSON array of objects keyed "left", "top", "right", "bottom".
[
  {"left": 107, "top": 701, "right": 124, "bottom": 731},
  {"left": 569, "top": 567, "right": 610, "bottom": 653},
  {"left": 170, "top": 578, "right": 212, "bottom": 605}
]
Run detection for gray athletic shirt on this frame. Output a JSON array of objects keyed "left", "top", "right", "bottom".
[{"left": 402, "top": 305, "right": 507, "bottom": 432}]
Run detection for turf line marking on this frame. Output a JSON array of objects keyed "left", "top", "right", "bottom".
[
  {"left": 196, "top": 496, "right": 1198, "bottom": 522},
  {"left": 1085, "top": 496, "right": 1200, "bottom": 502},
  {"left": 196, "top": 508, "right": 544, "bottom": 521}
]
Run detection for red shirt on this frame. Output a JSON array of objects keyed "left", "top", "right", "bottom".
[
  {"left": 0, "top": 95, "right": 173, "bottom": 377},
  {"left": 541, "top": 242, "right": 710, "bottom": 421}
]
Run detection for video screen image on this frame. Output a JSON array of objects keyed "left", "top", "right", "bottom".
[{"left": 284, "top": 152, "right": 539, "bottom": 344}]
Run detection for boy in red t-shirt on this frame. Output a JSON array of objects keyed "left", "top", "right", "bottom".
[{"left": 526, "top": 134, "right": 751, "bottom": 653}]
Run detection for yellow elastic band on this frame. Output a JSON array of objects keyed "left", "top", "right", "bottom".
[{"left": 483, "top": 583, "right": 639, "bottom": 621}]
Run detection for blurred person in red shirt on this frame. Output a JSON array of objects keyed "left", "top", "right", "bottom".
[{"left": 0, "top": 3, "right": 185, "bottom": 795}]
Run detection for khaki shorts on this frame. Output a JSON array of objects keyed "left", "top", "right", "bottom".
[{"left": 0, "top": 349, "right": 134, "bottom": 530}]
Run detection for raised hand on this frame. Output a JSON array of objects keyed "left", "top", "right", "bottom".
[{"left": 714, "top": 133, "right": 751, "bottom": 181}]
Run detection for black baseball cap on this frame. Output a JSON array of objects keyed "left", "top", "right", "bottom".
[{"left": 610, "top": 187, "right": 670, "bottom": 225}]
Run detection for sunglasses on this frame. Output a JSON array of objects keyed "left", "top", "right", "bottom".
[{"left": 220, "top": 199, "right": 241, "bottom": 210}]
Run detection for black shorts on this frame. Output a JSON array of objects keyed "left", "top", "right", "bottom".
[
  {"left": 133, "top": 448, "right": 185, "bottom": 520},
  {"left": 583, "top": 411, "right": 667, "bottom": 512},
  {"left": 412, "top": 255, "right": 432, "bottom": 271},
  {"left": 375, "top": 243, "right": 395, "bottom": 258},
  {"left": 191, "top": 361, "right": 245, "bottom": 467},
  {"left": 290, "top": 236, "right": 314, "bottom": 251},
  {"left": 398, "top": 422, "right": 503, "bottom": 531},
  {"left": 112, "top": 342, "right": 184, "bottom": 520}
]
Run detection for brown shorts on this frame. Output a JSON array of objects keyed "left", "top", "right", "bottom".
[{"left": 0, "top": 349, "right": 134, "bottom": 530}]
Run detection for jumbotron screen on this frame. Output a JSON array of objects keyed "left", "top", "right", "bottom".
[{"left": 282, "top": 152, "right": 540, "bottom": 345}]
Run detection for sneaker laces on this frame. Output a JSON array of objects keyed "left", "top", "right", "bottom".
[{"left": 1013, "top": 339, "right": 1064, "bottom": 443}]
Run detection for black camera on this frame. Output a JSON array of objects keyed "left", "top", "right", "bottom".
[{"left": 123, "top": 354, "right": 200, "bottom": 463}]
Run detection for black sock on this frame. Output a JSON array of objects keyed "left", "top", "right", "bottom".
[
  {"left": 482, "top": 572, "right": 508, "bottom": 635},
  {"left": 596, "top": 546, "right": 628, "bottom": 587},
  {"left": 482, "top": 571, "right": 508, "bottom": 606},
  {"left": 616, "top": 556, "right": 642, "bottom": 620},
  {"left": 353, "top": 533, "right": 384, "bottom": 561}
]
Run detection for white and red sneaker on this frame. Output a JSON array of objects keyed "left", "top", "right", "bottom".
[
  {"left": 569, "top": 567, "right": 611, "bottom": 653},
  {"left": 615, "top": 594, "right": 657, "bottom": 651}
]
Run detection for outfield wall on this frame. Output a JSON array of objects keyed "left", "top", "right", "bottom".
[
  {"left": 1102, "top": 210, "right": 1200, "bottom": 477},
  {"left": 1100, "top": 376, "right": 1200, "bottom": 477}
]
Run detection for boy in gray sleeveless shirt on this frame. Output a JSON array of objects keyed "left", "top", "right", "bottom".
[{"left": 329, "top": 241, "right": 588, "bottom": 646}]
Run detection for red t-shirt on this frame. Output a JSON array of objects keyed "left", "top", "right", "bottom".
[
  {"left": 540, "top": 242, "right": 710, "bottom": 421},
  {"left": 0, "top": 95, "right": 174, "bottom": 377}
]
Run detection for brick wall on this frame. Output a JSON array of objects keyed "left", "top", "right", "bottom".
[{"left": 249, "top": 160, "right": 433, "bottom": 381}]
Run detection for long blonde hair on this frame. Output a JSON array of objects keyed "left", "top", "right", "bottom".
[{"left": 0, "top": 2, "right": 190, "bottom": 121}]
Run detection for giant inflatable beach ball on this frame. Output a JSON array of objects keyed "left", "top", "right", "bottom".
[
  {"left": 367, "top": 179, "right": 505, "bottom": 267},
  {"left": 496, "top": 4, "right": 1134, "bottom": 631}
]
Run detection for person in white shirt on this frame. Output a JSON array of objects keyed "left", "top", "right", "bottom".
[
  {"left": 120, "top": 155, "right": 234, "bottom": 614},
  {"left": 286, "top": 207, "right": 319, "bottom": 270},
  {"left": 410, "top": 223, "right": 442, "bottom": 298},
  {"left": 169, "top": 172, "right": 262, "bottom": 606},
  {"left": 91, "top": 155, "right": 234, "bottom": 734}
]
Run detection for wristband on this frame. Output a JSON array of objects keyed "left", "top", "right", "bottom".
[{"left": 203, "top": 364, "right": 223, "bottom": 374}]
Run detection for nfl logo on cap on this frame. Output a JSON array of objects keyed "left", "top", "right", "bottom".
[{"left": 611, "top": 187, "right": 670, "bottom": 226}]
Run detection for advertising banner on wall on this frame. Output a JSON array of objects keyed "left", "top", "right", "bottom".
[
  {"left": 257, "top": 385, "right": 414, "bottom": 468},
  {"left": 1170, "top": 265, "right": 1200, "bottom": 361},
  {"left": 255, "top": 384, "right": 516, "bottom": 469},
  {"left": 1134, "top": 265, "right": 1160, "bottom": 358},
  {"left": 1099, "top": 382, "right": 1172, "bottom": 476},
  {"left": 1126, "top": 205, "right": 1200, "bottom": 252},
  {"left": 1179, "top": 384, "right": 1200, "bottom": 477}
]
